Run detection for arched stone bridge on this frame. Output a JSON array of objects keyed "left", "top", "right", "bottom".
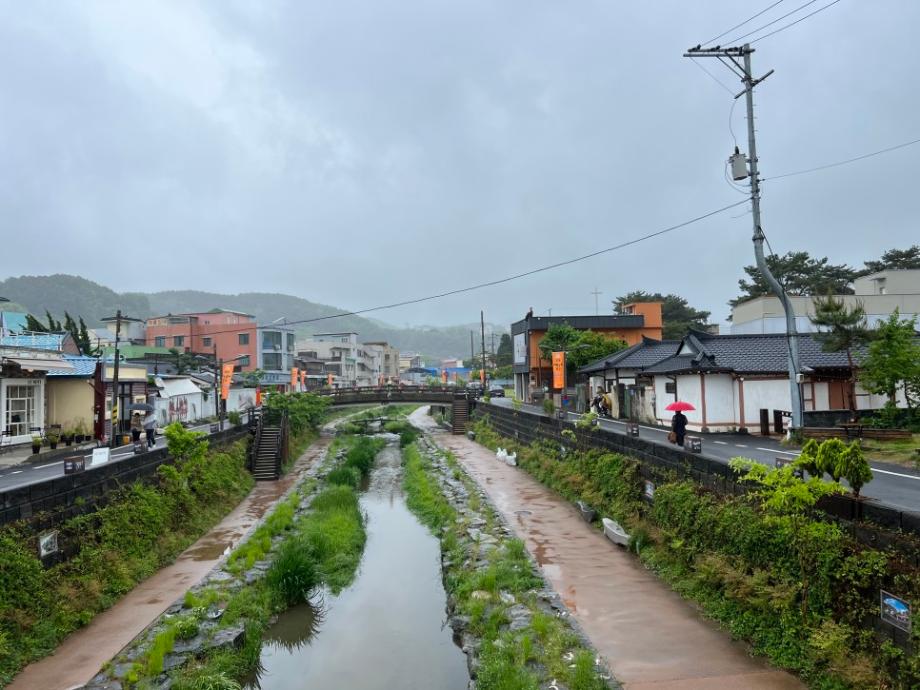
[
  {"left": 315, "top": 385, "right": 463, "bottom": 406},
  {"left": 314, "top": 386, "right": 470, "bottom": 433}
]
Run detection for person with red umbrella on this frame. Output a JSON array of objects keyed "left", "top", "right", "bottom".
[{"left": 665, "top": 401, "right": 695, "bottom": 446}]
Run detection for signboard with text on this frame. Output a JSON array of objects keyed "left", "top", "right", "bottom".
[
  {"left": 551, "top": 351, "right": 565, "bottom": 390},
  {"left": 39, "top": 530, "right": 59, "bottom": 558},
  {"left": 91, "top": 447, "right": 110, "bottom": 467},
  {"left": 513, "top": 333, "right": 527, "bottom": 364},
  {"left": 881, "top": 591, "right": 912, "bottom": 633},
  {"left": 221, "top": 363, "right": 235, "bottom": 400}
]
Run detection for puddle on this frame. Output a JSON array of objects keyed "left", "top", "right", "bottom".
[{"left": 245, "top": 442, "right": 468, "bottom": 690}]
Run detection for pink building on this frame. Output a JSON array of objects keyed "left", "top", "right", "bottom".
[{"left": 145, "top": 309, "right": 258, "bottom": 371}]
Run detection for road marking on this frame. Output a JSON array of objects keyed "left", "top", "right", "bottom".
[
  {"left": 11, "top": 470, "right": 22, "bottom": 474},
  {"left": 759, "top": 447, "right": 798, "bottom": 456},
  {"left": 871, "top": 467, "right": 920, "bottom": 480},
  {"left": 34, "top": 461, "right": 63, "bottom": 469},
  {"left": 735, "top": 444, "right": 748, "bottom": 448},
  {"left": 714, "top": 441, "right": 728, "bottom": 445}
]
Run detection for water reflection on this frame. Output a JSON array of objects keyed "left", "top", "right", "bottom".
[{"left": 246, "top": 441, "right": 468, "bottom": 690}]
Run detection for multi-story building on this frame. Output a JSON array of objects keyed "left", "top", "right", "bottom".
[
  {"left": 510, "top": 303, "right": 664, "bottom": 402},
  {"left": 363, "top": 341, "right": 400, "bottom": 383},
  {"left": 731, "top": 269, "right": 920, "bottom": 334},
  {"left": 145, "top": 309, "right": 293, "bottom": 388},
  {"left": 399, "top": 352, "right": 423, "bottom": 373},
  {"left": 297, "top": 333, "right": 359, "bottom": 388},
  {"left": 101, "top": 315, "right": 147, "bottom": 344}
]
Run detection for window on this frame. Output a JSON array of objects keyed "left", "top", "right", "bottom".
[
  {"left": 238, "top": 355, "right": 250, "bottom": 367},
  {"left": 4, "top": 383, "right": 38, "bottom": 437},
  {"left": 203, "top": 337, "right": 212, "bottom": 347},
  {"left": 263, "top": 353, "right": 282, "bottom": 370},
  {"left": 154, "top": 336, "right": 165, "bottom": 347},
  {"left": 173, "top": 335, "right": 184, "bottom": 347},
  {"left": 238, "top": 333, "right": 250, "bottom": 345},
  {"left": 286, "top": 333, "right": 295, "bottom": 352},
  {"left": 262, "top": 331, "right": 282, "bottom": 350},
  {"left": 665, "top": 382, "right": 677, "bottom": 394}
]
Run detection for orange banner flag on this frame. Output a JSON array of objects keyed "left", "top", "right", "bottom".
[
  {"left": 221, "top": 363, "right": 235, "bottom": 400},
  {"left": 290, "top": 367, "right": 299, "bottom": 389},
  {"left": 551, "top": 351, "right": 565, "bottom": 390}
]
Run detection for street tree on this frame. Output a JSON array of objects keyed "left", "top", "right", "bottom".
[
  {"left": 538, "top": 323, "right": 627, "bottom": 373},
  {"left": 615, "top": 291, "right": 711, "bottom": 339},
  {"left": 810, "top": 295, "right": 871, "bottom": 411},
  {"left": 496, "top": 333, "right": 513, "bottom": 367},
  {"left": 859, "top": 311, "right": 920, "bottom": 407},
  {"left": 732, "top": 251, "right": 857, "bottom": 307}
]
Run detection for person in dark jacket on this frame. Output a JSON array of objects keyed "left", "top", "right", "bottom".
[{"left": 671, "top": 411, "right": 688, "bottom": 446}]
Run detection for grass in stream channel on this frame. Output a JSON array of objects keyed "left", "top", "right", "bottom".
[
  {"left": 403, "top": 442, "right": 611, "bottom": 690},
  {"left": 148, "top": 434, "right": 381, "bottom": 689}
]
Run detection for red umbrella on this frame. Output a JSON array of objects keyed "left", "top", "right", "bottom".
[{"left": 665, "top": 401, "right": 695, "bottom": 412}]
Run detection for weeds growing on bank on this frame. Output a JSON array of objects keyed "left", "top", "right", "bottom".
[
  {"left": 403, "top": 442, "right": 611, "bottom": 690},
  {"left": 0, "top": 425, "right": 254, "bottom": 685},
  {"left": 471, "top": 417, "right": 920, "bottom": 689},
  {"left": 172, "top": 434, "right": 373, "bottom": 688}
]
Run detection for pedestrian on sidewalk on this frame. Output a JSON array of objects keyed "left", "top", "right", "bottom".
[
  {"left": 143, "top": 413, "right": 157, "bottom": 449},
  {"left": 670, "top": 410, "right": 687, "bottom": 447},
  {"left": 131, "top": 412, "right": 143, "bottom": 445}
]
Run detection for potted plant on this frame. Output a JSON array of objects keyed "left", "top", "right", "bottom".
[
  {"left": 74, "top": 421, "right": 86, "bottom": 443},
  {"left": 62, "top": 426, "right": 74, "bottom": 446},
  {"left": 47, "top": 431, "right": 60, "bottom": 450},
  {"left": 31, "top": 435, "right": 42, "bottom": 455}
]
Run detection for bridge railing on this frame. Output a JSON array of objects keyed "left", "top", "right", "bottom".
[{"left": 315, "top": 386, "right": 466, "bottom": 404}]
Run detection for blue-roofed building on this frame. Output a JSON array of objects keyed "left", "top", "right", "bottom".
[
  {"left": 45, "top": 355, "right": 99, "bottom": 438},
  {"left": 0, "top": 311, "right": 30, "bottom": 334},
  {"left": 0, "top": 331, "right": 80, "bottom": 354}
]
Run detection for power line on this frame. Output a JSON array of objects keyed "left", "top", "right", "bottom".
[
  {"left": 750, "top": 0, "right": 843, "bottom": 44},
  {"left": 701, "top": 0, "right": 787, "bottom": 46},
  {"left": 688, "top": 57, "right": 735, "bottom": 95},
  {"left": 765, "top": 136, "right": 920, "bottom": 180},
  {"left": 133, "top": 199, "right": 748, "bottom": 339},
  {"left": 723, "top": 0, "right": 821, "bottom": 44}
]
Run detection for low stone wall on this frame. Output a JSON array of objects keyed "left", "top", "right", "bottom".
[
  {"left": 472, "top": 403, "right": 920, "bottom": 557},
  {"left": 0, "top": 427, "right": 250, "bottom": 531}
]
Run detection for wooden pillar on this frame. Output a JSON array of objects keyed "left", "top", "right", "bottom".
[
  {"left": 699, "top": 373, "right": 708, "bottom": 432},
  {"left": 738, "top": 377, "right": 747, "bottom": 432}
]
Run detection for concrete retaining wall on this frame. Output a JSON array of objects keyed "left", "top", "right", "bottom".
[{"left": 0, "top": 427, "right": 250, "bottom": 532}]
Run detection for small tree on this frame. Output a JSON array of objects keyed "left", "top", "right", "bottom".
[
  {"left": 836, "top": 442, "right": 872, "bottom": 498},
  {"left": 794, "top": 438, "right": 822, "bottom": 478},
  {"left": 810, "top": 295, "right": 872, "bottom": 412},
  {"left": 815, "top": 438, "right": 847, "bottom": 482},
  {"left": 860, "top": 311, "right": 920, "bottom": 408}
]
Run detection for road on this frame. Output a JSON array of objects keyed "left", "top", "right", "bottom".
[
  {"left": 489, "top": 398, "right": 920, "bottom": 513},
  {"left": 0, "top": 420, "right": 231, "bottom": 493}
]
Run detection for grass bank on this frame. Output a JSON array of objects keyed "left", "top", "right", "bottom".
[
  {"left": 471, "top": 418, "right": 920, "bottom": 689},
  {"left": 120, "top": 433, "right": 379, "bottom": 689},
  {"left": 0, "top": 424, "right": 254, "bottom": 686},
  {"left": 403, "top": 440, "right": 612, "bottom": 690}
]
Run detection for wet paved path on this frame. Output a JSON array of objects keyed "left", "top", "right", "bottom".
[
  {"left": 412, "top": 411, "right": 804, "bottom": 690},
  {"left": 8, "top": 438, "right": 331, "bottom": 690}
]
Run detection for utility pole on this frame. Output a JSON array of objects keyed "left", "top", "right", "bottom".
[
  {"left": 214, "top": 344, "right": 220, "bottom": 420},
  {"left": 109, "top": 310, "right": 122, "bottom": 448},
  {"left": 480, "top": 311, "right": 487, "bottom": 387},
  {"left": 683, "top": 43, "right": 803, "bottom": 431},
  {"left": 470, "top": 330, "right": 475, "bottom": 370},
  {"left": 590, "top": 287, "right": 602, "bottom": 315}
]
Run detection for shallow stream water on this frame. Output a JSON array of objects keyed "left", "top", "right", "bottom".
[{"left": 245, "top": 442, "right": 468, "bottom": 690}]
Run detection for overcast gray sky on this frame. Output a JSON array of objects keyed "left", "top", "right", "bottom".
[{"left": 1, "top": 1, "right": 917, "bottom": 328}]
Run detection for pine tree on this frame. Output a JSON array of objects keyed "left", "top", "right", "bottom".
[
  {"left": 810, "top": 295, "right": 872, "bottom": 411},
  {"left": 25, "top": 314, "right": 48, "bottom": 332},
  {"left": 78, "top": 317, "right": 96, "bottom": 355}
]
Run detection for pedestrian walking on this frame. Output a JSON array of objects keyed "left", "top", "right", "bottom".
[
  {"left": 143, "top": 413, "right": 157, "bottom": 449},
  {"left": 131, "top": 412, "right": 143, "bottom": 445},
  {"left": 670, "top": 410, "right": 688, "bottom": 447}
]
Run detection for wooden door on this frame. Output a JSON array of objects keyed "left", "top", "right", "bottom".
[{"left": 828, "top": 381, "right": 847, "bottom": 410}]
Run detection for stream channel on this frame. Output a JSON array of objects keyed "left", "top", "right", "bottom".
[{"left": 245, "top": 438, "right": 469, "bottom": 689}]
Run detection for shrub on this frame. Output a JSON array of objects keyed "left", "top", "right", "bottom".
[
  {"left": 227, "top": 411, "right": 242, "bottom": 427},
  {"left": 174, "top": 616, "right": 200, "bottom": 641},
  {"left": 837, "top": 442, "right": 872, "bottom": 498},
  {"left": 266, "top": 538, "right": 319, "bottom": 606},
  {"left": 542, "top": 397, "right": 555, "bottom": 415},
  {"left": 815, "top": 438, "right": 847, "bottom": 482}
]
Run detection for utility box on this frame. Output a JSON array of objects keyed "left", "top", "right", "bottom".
[{"left": 730, "top": 151, "right": 748, "bottom": 180}]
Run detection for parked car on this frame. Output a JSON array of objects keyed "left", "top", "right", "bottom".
[
  {"left": 466, "top": 382, "right": 483, "bottom": 398},
  {"left": 488, "top": 385, "right": 505, "bottom": 398}
]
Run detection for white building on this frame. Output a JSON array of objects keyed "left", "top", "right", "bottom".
[
  {"left": 1, "top": 347, "right": 74, "bottom": 444},
  {"left": 581, "top": 330, "right": 906, "bottom": 436},
  {"left": 297, "top": 333, "right": 359, "bottom": 388},
  {"left": 153, "top": 376, "right": 206, "bottom": 426},
  {"left": 731, "top": 269, "right": 920, "bottom": 335}
]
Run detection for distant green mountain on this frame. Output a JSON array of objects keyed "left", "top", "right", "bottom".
[{"left": 0, "top": 275, "right": 498, "bottom": 359}]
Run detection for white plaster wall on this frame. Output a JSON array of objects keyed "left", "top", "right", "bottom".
[
  {"left": 812, "top": 381, "right": 830, "bottom": 411},
  {"left": 654, "top": 375, "right": 703, "bottom": 429},
  {"left": 704, "top": 375, "right": 735, "bottom": 428},
  {"left": 742, "top": 379, "right": 791, "bottom": 431}
]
